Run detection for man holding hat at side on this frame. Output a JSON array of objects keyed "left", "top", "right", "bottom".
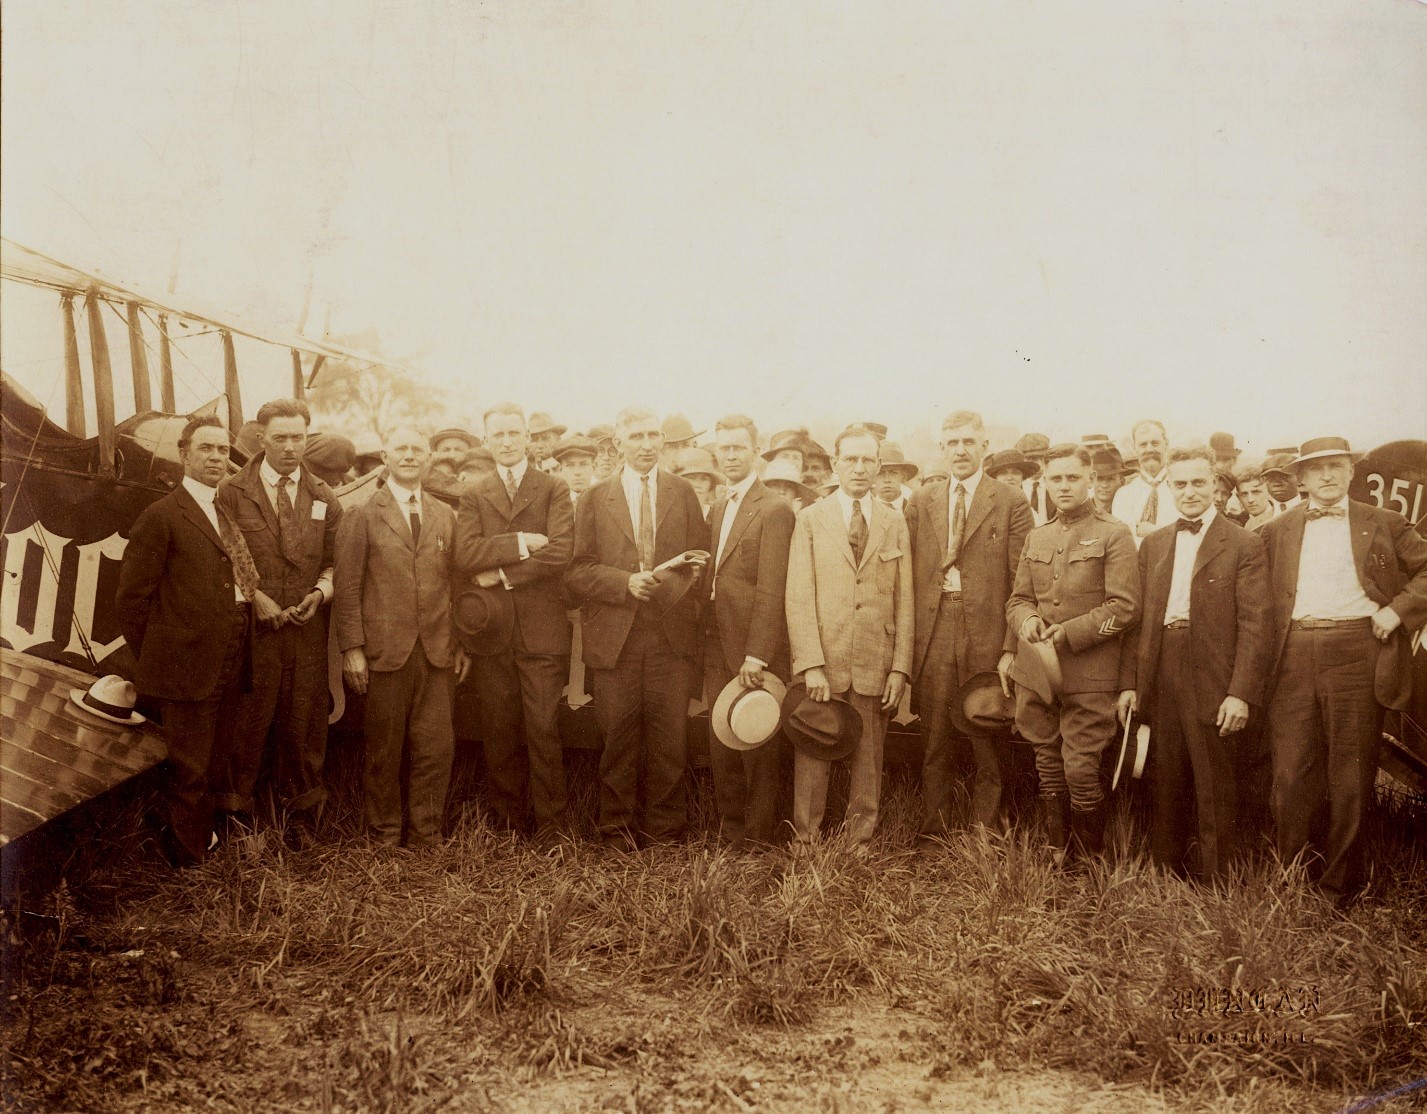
[
  {"left": 701, "top": 414, "right": 797, "bottom": 849},
  {"left": 454, "top": 403, "right": 575, "bottom": 839},
  {"left": 907, "top": 410, "right": 1034, "bottom": 837},
  {"left": 1259, "top": 436, "right": 1427, "bottom": 905},
  {"left": 1007, "top": 443, "right": 1140, "bottom": 859},
  {"left": 1117, "top": 446, "right": 1271, "bottom": 881},
  {"left": 785, "top": 424, "right": 914, "bottom": 850}
]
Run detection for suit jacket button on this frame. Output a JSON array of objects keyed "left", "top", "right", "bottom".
[{"left": 1052, "top": 599, "right": 1060, "bottom": 606}]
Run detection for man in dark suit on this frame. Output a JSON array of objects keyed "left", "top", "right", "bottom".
[
  {"left": 701, "top": 414, "right": 796, "bottom": 848},
  {"left": 117, "top": 415, "right": 261, "bottom": 864},
  {"left": 907, "top": 410, "right": 1035, "bottom": 836},
  {"left": 1117, "top": 446, "right": 1271, "bottom": 880},
  {"left": 335, "top": 427, "right": 469, "bottom": 847},
  {"left": 1007, "top": 444, "right": 1140, "bottom": 858},
  {"left": 454, "top": 403, "right": 574, "bottom": 838},
  {"left": 565, "top": 406, "right": 711, "bottom": 849},
  {"left": 1259, "top": 436, "right": 1427, "bottom": 903},
  {"left": 215, "top": 398, "right": 342, "bottom": 843}
]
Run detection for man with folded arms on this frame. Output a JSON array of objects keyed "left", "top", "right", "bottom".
[
  {"left": 785, "top": 425, "right": 914, "bottom": 850},
  {"left": 907, "top": 411, "right": 1033, "bottom": 838},
  {"left": 1117, "top": 446, "right": 1270, "bottom": 881},
  {"left": 1259, "top": 436, "right": 1427, "bottom": 904},
  {"left": 1007, "top": 444, "right": 1140, "bottom": 858},
  {"left": 702, "top": 414, "right": 796, "bottom": 849},
  {"left": 566, "top": 406, "right": 710, "bottom": 849},
  {"left": 455, "top": 403, "right": 574, "bottom": 839}
]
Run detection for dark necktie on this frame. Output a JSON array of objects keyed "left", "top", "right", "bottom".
[
  {"left": 275, "top": 475, "right": 298, "bottom": 556},
  {"left": 505, "top": 468, "right": 519, "bottom": 503},
  {"left": 1140, "top": 478, "right": 1160, "bottom": 526},
  {"left": 1305, "top": 505, "right": 1346, "bottom": 521},
  {"left": 638, "top": 476, "right": 655, "bottom": 571},
  {"left": 408, "top": 493, "right": 422, "bottom": 548},
  {"left": 942, "top": 483, "right": 968, "bottom": 571},
  {"left": 1176, "top": 517, "right": 1204, "bottom": 534},
  {"left": 216, "top": 504, "right": 261, "bottom": 600},
  {"left": 849, "top": 498, "right": 867, "bottom": 565}
]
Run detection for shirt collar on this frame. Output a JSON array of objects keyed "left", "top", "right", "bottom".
[
  {"left": 260, "top": 457, "right": 301, "bottom": 489},
  {"left": 1182, "top": 506, "right": 1218, "bottom": 529},
  {"left": 387, "top": 476, "right": 422, "bottom": 502},
  {"left": 1142, "top": 468, "right": 1167, "bottom": 485},
  {"left": 622, "top": 464, "right": 657, "bottom": 491},
  {"left": 503, "top": 457, "right": 528, "bottom": 485},
  {"left": 1308, "top": 495, "right": 1347, "bottom": 512},
  {"left": 836, "top": 487, "right": 870, "bottom": 518},
  {"left": 728, "top": 471, "right": 758, "bottom": 502},
  {"left": 948, "top": 469, "right": 984, "bottom": 500},
  {"left": 182, "top": 475, "right": 218, "bottom": 506}
]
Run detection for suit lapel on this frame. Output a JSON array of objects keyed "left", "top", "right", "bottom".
[
  {"left": 1148, "top": 530, "right": 1174, "bottom": 624},
  {"left": 719, "top": 480, "right": 762, "bottom": 566},
  {"left": 237, "top": 458, "right": 280, "bottom": 537},
  {"left": 961, "top": 477, "right": 994, "bottom": 546},
  {"left": 511, "top": 467, "right": 538, "bottom": 519},
  {"left": 1192, "top": 514, "right": 1228, "bottom": 578},
  {"left": 927, "top": 479, "right": 949, "bottom": 565},
  {"left": 655, "top": 469, "right": 676, "bottom": 531},
  {"left": 860, "top": 500, "right": 891, "bottom": 570},
  {"left": 1348, "top": 499, "right": 1373, "bottom": 574},
  {"left": 1276, "top": 507, "right": 1307, "bottom": 619},
  {"left": 375, "top": 487, "right": 414, "bottom": 551},
  {"left": 818, "top": 496, "right": 857, "bottom": 569},
  {"left": 607, "top": 476, "right": 636, "bottom": 546},
  {"left": 173, "top": 485, "right": 225, "bottom": 553}
]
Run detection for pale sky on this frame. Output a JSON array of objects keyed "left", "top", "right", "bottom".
[{"left": 3, "top": 0, "right": 1425, "bottom": 457}]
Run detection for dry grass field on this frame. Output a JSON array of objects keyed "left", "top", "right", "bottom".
[{"left": 3, "top": 750, "right": 1426, "bottom": 1113}]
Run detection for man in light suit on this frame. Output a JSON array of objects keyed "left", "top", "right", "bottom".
[
  {"left": 215, "top": 398, "right": 342, "bottom": 843},
  {"left": 335, "top": 427, "right": 469, "bottom": 847},
  {"left": 786, "top": 425, "right": 914, "bottom": 849},
  {"left": 565, "top": 406, "right": 711, "bottom": 849},
  {"left": 702, "top": 414, "right": 796, "bottom": 848},
  {"left": 1118, "top": 446, "right": 1271, "bottom": 880},
  {"left": 1259, "top": 436, "right": 1427, "bottom": 904},
  {"left": 907, "top": 411, "right": 1034, "bottom": 836},
  {"left": 454, "top": 403, "right": 574, "bottom": 838},
  {"left": 1112, "top": 419, "right": 1175, "bottom": 545},
  {"left": 118, "top": 415, "right": 258, "bottom": 864}
]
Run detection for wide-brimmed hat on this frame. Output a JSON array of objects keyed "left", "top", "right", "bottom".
[
  {"left": 950, "top": 671, "right": 1015, "bottom": 737},
  {"left": 711, "top": 674, "right": 789, "bottom": 752},
  {"left": 761, "top": 458, "right": 815, "bottom": 503},
  {"left": 1015, "top": 433, "right": 1051, "bottom": 460},
  {"left": 646, "top": 551, "right": 709, "bottom": 617},
  {"left": 802, "top": 437, "right": 831, "bottom": 467},
  {"left": 1091, "top": 446, "right": 1130, "bottom": 479},
  {"left": 662, "top": 413, "right": 703, "bottom": 444},
  {"left": 1008, "top": 636, "right": 1062, "bottom": 705},
  {"left": 984, "top": 449, "right": 1040, "bottom": 481},
  {"left": 920, "top": 463, "right": 949, "bottom": 484},
  {"left": 674, "top": 446, "right": 721, "bottom": 481},
  {"left": 552, "top": 435, "right": 598, "bottom": 463},
  {"left": 68, "top": 675, "right": 145, "bottom": 726},
  {"left": 877, "top": 443, "right": 919, "bottom": 481},
  {"left": 528, "top": 412, "right": 567, "bottom": 438},
  {"left": 780, "top": 679, "right": 862, "bottom": 762},
  {"left": 761, "top": 429, "right": 810, "bottom": 463},
  {"left": 1112, "top": 716, "right": 1151, "bottom": 791},
  {"left": 453, "top": 585, "right": 515, "bottom": 653},
  {"left": 1290, "top": 436, "right": 1363, "bottom": 470},
  {"left": 1209, "top": 431, "right": 1239, "bottom": 458},
  {"left": 430, "top": 427, "right": 480, "bottom": 451},
  {"left": 587, "top": 423, "right": 616, "bottom": 448}
]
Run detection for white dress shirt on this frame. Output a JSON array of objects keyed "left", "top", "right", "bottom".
[
  {"left": 1292, "top": 499, "right": 1377, "bottom": 620},
  {"left": 259, "top": 459, "right": 334, "bottom": 600},
  {"left": 495, "top": 457, "right": 533, "bottom": 563},
  {"left": 1112, "top": 469, "right": 1174, "bottom": 546},
  {"left": 833, "top": 487, "right": 873, "bottom": 532},
  {"left": 182, "top": 476, "right": 245, "bottom": 602},
  {"left": 1163, "top": 507, "right": 1216, "bottom": 625},
  {"left": 386, "top": 477, "right": 425, "bottom": 536},
  {"left": 942, "top": 469, "right": 984, "bottom": 592},
  {"left": 1023, "top": 475, "right": 1052, "bottom": 526},
  {"left": 710, "top": 471, "right": 765, "bottom": 668},
  {"left": 621, "top": 464, "right": 658, "bottom": 564}
]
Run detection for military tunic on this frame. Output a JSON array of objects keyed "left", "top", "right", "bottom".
[{"left": 1006, "top": 499, "right": 1140, "bottom": 809}]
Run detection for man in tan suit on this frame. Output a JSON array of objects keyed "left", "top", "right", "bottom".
[{"left": 786, "top": 424, "right": 914, "bottom": 848}]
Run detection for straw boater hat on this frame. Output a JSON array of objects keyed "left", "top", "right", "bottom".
[
  {"left": 1290, "top": 436, "right": 1363, "bottom": 471},
  {"left": 552, "top": 435, "right": 598, "bottom": 463},
  {"left": 1007, "top": 636, "right": 1063, "bottom": 705},
  {"left": 984, "top": 449, "right": 1040, "bottom": 481},
  {"left": 527, "top": 412, "right": 567, "bottom": 439},
  {"left": 710, "top": 674, "right": 789, "bottom": 752},
  {"left": 453, "top": 586, "right": 514, "bottom": 655},
  {"left": 779, "top": 679, "right": 863, "bottom": 762},
  {"left": 761, "top": 458, "right": 816, "bottom": 504},
  {"left": 69, "top": 675, "right": 145, "bottom": 726},
  {"left": 1112, "top": 716, "right": 1151, "bottom": 791},
  {"left": 674, "top": 446, "right": 721, "bottom": 481},
  {"left": 430, "top": 427, "right": 480, "bottom": 450},
  {"left": 661, "top": 413, "right": 703, "bottom": 445},
  {"left": 1080, "top": 434, "right": 1114, "bottom": 452},
  {"left": 877, "top": 443, "right": 919, "bottom": 482}
]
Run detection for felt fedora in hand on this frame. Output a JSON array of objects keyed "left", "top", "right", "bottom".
[
  {"left": 951, "top": 671, "right": 1015, "bottom": 737},
  {"left": 1008, "top": 636, "right": 1063, "bottom": 705},
  {"left": 779, "top": 679, "right": 862, "bottom": 762},
  {"left": 646, "top": 551, "right": 710, "bottom": 617},
  {"left": 453, "top": 585, "right": 515, "bottom": 655},
  {"left": 69, "top": 675, "right": 146, "bottom": 726},
  {"left": 711, "top": 674, "right": 788, "bottom": 752}
]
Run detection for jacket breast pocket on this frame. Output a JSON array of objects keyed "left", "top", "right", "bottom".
[
  {"left": 1065, "top": 538, "right": 1104, "bottom": 590},
  {"left": 876, "top": 548, "right": 901, "bottom": 590}
]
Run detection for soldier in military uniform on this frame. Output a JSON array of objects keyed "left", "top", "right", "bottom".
[{"left": 1007, "top": 443, "right": 1140, "bottom": 858}]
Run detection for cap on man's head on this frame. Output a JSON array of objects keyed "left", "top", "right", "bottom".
[
  {"left": 431, "top": 427, "right": 480, "bottom": 450},
  {"left": 862, "top": 422, "right": 889, "bottom": 441},
  {"left": 1015, "top": 432, "right": 1051, "bottom": 460},
  {"left": 587, "top": 423, "right": 616, "bottom": 447},
  {"left": 1261, "top": 452, "right": 1297, "bottom": 478},
  {"left": 552, "top": 435, "right": 599, "bottom": 463}
]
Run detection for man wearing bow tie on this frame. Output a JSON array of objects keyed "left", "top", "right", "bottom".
[
  {"left": 454, "top": 403, "right": 574, "bottom": 839},
  {"left": 1117, "top": 447, "right": 1270, "bottom": 880},
  {"left": 335, "top": 427, "right": 469, "bottom": 847},
  {"left": 1259, "top": 437, "right": 1427, "bottom": 904},
  {"left": 702, "top": 414, "right": 796, "bottom": 848}
]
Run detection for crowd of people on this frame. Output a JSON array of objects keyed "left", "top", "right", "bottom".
[{"left": 109, "top": 399, "right": 1427, "bottom": 909}]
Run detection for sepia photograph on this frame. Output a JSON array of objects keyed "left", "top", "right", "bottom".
[{"left": 2, "top": 2, "right": 1425, "bottom": 1111}]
